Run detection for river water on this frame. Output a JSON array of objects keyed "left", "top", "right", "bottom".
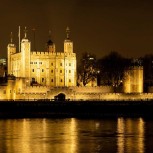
[{"left": 0, "top": 118, "right": 152, "bottom": 153}]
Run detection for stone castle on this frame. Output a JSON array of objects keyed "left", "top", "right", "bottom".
[
  {"left": 0, "top": 26, "right": 153, "bottom": 101},
  {"left": 8, "top": 27, "right": 76, "bottom": 87}
]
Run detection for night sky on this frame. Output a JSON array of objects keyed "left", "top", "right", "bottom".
[{"left": 1, "top": 0, "right": 153, "bottom": 60}]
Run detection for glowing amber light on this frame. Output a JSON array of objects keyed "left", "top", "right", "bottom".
[{"left": 117, "top": 118, "right": 145, "bottom": 153}]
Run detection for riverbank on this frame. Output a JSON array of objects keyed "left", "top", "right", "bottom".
[{"left": 0, "top": 100, "right": 153, "bottom": 118}]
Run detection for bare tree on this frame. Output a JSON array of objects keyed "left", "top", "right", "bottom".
[{"left": 77, "top": 52, "right": 98, "bottom": 86}]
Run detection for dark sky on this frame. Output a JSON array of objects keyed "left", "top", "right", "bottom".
[{"left": 1, "top": 0, "right": 153, "bottom": 60}]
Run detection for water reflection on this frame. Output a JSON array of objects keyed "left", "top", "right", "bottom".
[
  {"left": 0, "top": 118, "right": 150, "bottom": 153},
  {"left": 117, "top": 118, "right": 145, "bottom": 153}
]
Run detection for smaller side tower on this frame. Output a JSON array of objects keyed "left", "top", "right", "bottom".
[
  {"left": 21, "top": 27, "right": 31, "bottom": 80},
  {"left": 7, "top": 32, "right": 16, "bottom": 75},
  {"left": 46, "top": 31, "right": 56, "bottom": 53},
  {"left": 64, "top": 27, "right": 73, "bottom": 53},
  {"left": 123, "top": 59, "right": 143, "bottom": 93}
]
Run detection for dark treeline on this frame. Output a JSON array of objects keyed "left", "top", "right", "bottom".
[{"left": 77, "top": 51, "right": 153, "bottom": 92}]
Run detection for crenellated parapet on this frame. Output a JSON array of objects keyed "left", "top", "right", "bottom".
[
  {"left": 31, "top": 51, "right": 76, "bottom": 57},
  {"left": 24, "top": 85, "right": 50, "bottom": 94},
  {"left": 70, "top": 86, "right": 113, "bottom": 93}
]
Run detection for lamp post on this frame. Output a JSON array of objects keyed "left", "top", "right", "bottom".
[
  {"left": 97, "top": 70, "right": 100, "bottom": 86},
  {"left": 44, "top": 93, "right": 46, "bottom": 101}
]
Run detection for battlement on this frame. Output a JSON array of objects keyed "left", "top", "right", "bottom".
[
  {"left": 31, "top": 51, "right": 51, "bottom": 56},
  {"left": 31, "top": 51, "right": 76, "bottom": 57},
  {"left": 128, "top": 66, "right": 143, "bottom": 70},
  {"left": 24, "top": 85, "right": 50, "bottom": 93},
  {"left": 70, "top": 86, "right": 113, "bottom": 93}
]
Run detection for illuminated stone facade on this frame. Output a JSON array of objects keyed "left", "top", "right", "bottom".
[
  {"left": 7, "top": 27, "right": 76, "bottom": 87},
  {"left": 123, "top": 66, "right": 143, "bottom": 93},
  {"left": 123, "top": 59, "right": 144, "bottom": 93},
  {"left": 1, "top": 27, "right": 153, "bottom": 101}
]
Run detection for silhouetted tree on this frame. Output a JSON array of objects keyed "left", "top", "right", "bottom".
[
  {"left": 97, "top": 51, "right": 130, "bottom": 87},
  {"left": 77, "top": 52, "right": 98, "bottom": 86},
  {"left": 142, "top": 54, "right": 153, "bottom": 92}
]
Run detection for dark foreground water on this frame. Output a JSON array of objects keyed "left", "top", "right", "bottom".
[{"left": 0, "top": 118, "right": 153, "bottom": 153}]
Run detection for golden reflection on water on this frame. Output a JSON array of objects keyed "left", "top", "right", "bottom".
[
  {"left": 0, "top": 118, "right": 147, "bottom": 153},
  {"left": 69, "top": 118, "right": 78, "bottom": 153},
  {"left": 20, "top": 118, "right": 78, "bottom": 153},
  {"left": 117, "top": 118, "right": 145, "bottom": 153}
]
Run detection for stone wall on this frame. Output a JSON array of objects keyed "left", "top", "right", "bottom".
[{"left": 1, "top": 79, "right": 153, "bottom": 101}]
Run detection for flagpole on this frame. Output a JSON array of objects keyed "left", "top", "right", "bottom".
[{"left": 19, "top": 26, "right": 21, "bottom": 52}]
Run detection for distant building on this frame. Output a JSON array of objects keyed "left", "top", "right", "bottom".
[
  {"left": 0, "top": 58, "right": 7, "bottom": 83},
  {"left": 0, "top": 58, "right": 7, "bottom": 66}
]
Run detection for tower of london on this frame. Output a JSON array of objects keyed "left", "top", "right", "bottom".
[
  {"left": 7, "top": 27, "right": 77, "bottom": 87},
  {"left": 1, "top": 26, "right": 153, "bottom": 101}
]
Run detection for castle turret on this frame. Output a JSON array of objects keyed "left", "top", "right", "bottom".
[
  {"left": 123, "top": 59, "right": 143, "bottom": 93},
  {"left": 7, "top": 32, "right": 16, "bottom": 75},
  {"left": 21, "top": 27, "right": 31, "bottom": 81},
  {"left": 46, "top": 31, "right": 56, "bottom": 53},
  {"left": 64, "top": 27, "right": 73, "bottom": 53}
]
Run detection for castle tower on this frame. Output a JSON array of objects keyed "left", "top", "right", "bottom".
[
  {"left": 46, "top": 31, "right": 56, "bottom": 53},
  {"left": 21, "top": 27, "right": 31, "bottom": 80},
  {"left": 63, "top": 27, "right": 76, "bottom": 87},
  {"left": 123, "top": 59, "right": 143, "bottom": 93},
  {"left": 64, "top": 27, "right": 73, "bottom": 53},
  {"left": 7, "top": 32, "right": 16, "bottom": 75}
]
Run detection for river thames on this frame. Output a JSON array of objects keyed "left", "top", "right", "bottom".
[{"left": 0, "top": 118, "right": 152, "bottom": 153}]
